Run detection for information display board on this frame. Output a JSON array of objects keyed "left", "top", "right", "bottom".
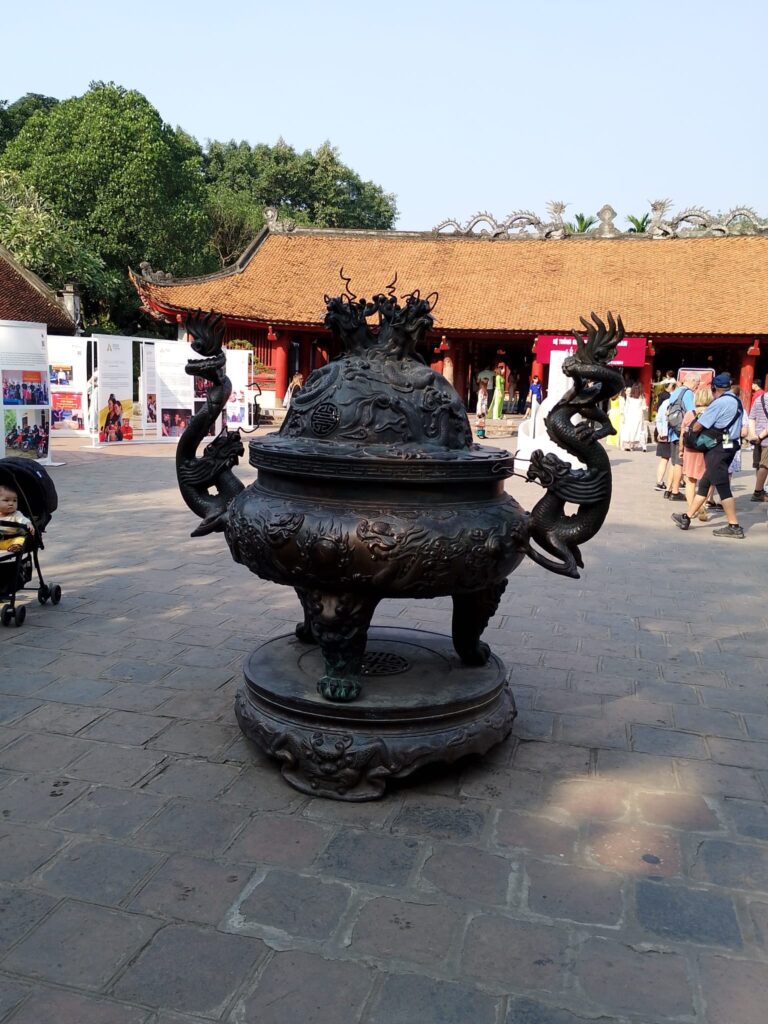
[
  {"left": 48, "top": 335, "right": 88, "bottom": 434},
  {"left": 0, "top": 319, "right": 51, "bottom": 461},
  {"left": 156, "top": 341, "right": 194, "bottom": 438},
  {"left": 92, "top": 335, "right": 134, "bottom": 443}
]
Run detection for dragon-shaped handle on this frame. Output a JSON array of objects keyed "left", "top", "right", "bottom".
[
  {"left": 525, "top": 312, "right": 626, "bottom": 578},
  {"left": 175, "top": 310, "right": 245, "bottom": 537}
]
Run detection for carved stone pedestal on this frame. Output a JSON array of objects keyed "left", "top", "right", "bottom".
[{"left": 234, "top": 626, "right": 516, "bottom": 801}]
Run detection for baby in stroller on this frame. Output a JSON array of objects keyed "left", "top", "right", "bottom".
[
  {"left": 0, "top": 484, "right": 35, "bottom": 552},
  {"left": 0, "top": 458, "right": 60, "bottom": 627}
]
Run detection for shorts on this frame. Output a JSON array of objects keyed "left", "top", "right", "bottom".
[
  {"left": 696, "top": 444, "right": 738, "bottom": 496},
  {"left": 758, "top": 445, "right": 768, "bottom": 470},
  {"left": 669, "top": 440, "right": 682, "bottom": 466},
  {"left": 656, "top": 440, "right": 671, "bottom": 459}
]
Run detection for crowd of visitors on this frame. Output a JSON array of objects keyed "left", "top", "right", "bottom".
[
  {"left": 469, "top": 362, "right": 767, "bottom": 541},
  {"left": 474, "top": 365, "right": 537, "bottom": 418},
  {"left": 651, "top": 373, "right": 767, "bottom": 540}
]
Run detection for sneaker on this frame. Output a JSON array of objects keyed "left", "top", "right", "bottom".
[
  {"left": 713, "top": 524, "right": 745, "bottom": 539},
  {"left": 751, "top": 492, "right": 766, "bottom": 502},
  {"left": 668, "top": 492, "right": 686, "bottom": 502},
  {"left": 655, "top": 483, "right": 666, "bottom": 491},
  {"left": 705, "top": 500, "right": 721, "bottom": 510},
  {"left": 672, "top": 513, "right": 691, "bottom": 531}
]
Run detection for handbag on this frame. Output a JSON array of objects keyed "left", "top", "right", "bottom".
[{"left": 683, "top": 425, "right": 717, "bottom": 451}]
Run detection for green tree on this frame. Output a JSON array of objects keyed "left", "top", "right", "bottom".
[
  {"left": 204, "top": 137, "right": 397, "bottom": 262},
  {"left": 207, "top": 186, "right": 265, "bottom": 268},
  {"left": 1, "top": 82, "right": 214, "bottom": 326},
  {"left": 0, "top": 93, "right": 59, "bottom": 154},
  {"left": 0, "top": 169, "right": 109, "bottom": 294},
  {"left": 626, "top": 213, "right": 651, "bottom": 233}
]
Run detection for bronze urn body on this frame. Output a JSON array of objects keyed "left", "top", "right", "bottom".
[{"left": 175, "top": 290, "right": 624, "bottom": 798}]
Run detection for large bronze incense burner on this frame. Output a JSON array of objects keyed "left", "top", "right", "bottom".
[{"left": 176, "top": 286, "right": 624, "bottom": 799}]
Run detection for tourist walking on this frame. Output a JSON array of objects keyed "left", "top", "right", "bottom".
[
  {"left": 523, "top": 374, "right": 543, "bottom": 419},
  {"left": 664, "top": 373, "right": 699, "bottom": 501},
  {"left": 489, "top": 365, "right": 505, "bottom": 420},
  {"left": 680, "top": 386, "right": 713, "bottom": 520},
  {"left": 672, "top": 373, "right": 745, "bottom": 538},
  {"left": 619, "top": 383, "right": 648, "bottom": 451},
  {"left": 283, "top": 373, "right": 304, "bottom": 409},
  {"left": 607, "top": 391, "right": 622, "bottom": 448},
  {"left": 476, "top": 379, "right": 488, "bottom": 438},
  {"left": 654, "top": 383, "right": 675, "bottom": 489},
  {"left": 749, "top": 383, "right": 768, "bottom": 502}
]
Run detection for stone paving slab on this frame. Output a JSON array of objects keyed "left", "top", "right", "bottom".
[{"left": 0, "top": 438, "right": 766, "bottom": 1022}]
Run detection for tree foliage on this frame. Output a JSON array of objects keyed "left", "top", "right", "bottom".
[
  {"left": 0, "top": 93, "right": 59, "bottom": 155},
  {"left": 0, "top": 169, "right": 109, "bottom": 293},
  {"left": 2, "top": 83, "right": 213, "bottom": 278},
  {"left": 204, "top": 138, "right": 397, "bottom": 265},
  {"left": 0, "top": 83, "right": 399, "bottom": 325}
]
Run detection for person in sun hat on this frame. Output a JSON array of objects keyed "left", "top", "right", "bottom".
[{"left": 671, "top": 372, "right": 746, "bottom": 539}]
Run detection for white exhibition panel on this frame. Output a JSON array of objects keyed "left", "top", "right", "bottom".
[
  {"left": 91, "top": 335, "right": 135, "bottom": 443},
  {"left": 0, "top": 319, "right": 52, "bottom": 463},
  {"left": 155, "top": 340, "right": 194, "bottom": 439},
  {"left": 48, "top": 335, "right": 88, "bottom": 434}
]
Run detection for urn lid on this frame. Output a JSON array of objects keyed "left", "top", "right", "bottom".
[{"left": 249, "top": 285, "right": 514, "bottom": 482}]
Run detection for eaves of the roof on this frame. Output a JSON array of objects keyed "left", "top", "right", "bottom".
[{"left": 132, "top": 231, "right": 768, "bottom": 337}]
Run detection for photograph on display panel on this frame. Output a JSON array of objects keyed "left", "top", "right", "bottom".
[
  {"left": 49, "top": 364, "right": 73, "bottom": 386},
  {"left": 98, "top": 393, "right": 134, "bottom": 442},
  {"left": 4, "top": 407, "right": 50, "bottom": 460},
  {"left": 51, "top": 392, "right": 85, "bottom": 431},
  {"left": 146, "top": 393, "right": 157, "bottom": 424},
  {"left": 161, "top": 407, "right": 191, "bottom": 437},
  {"left": 2, "top": 370, "right": 49, "bottom": 406}
]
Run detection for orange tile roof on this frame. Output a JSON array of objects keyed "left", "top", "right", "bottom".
[
  {"left": 134, "top": 230, "right": 768, "bottom": 336},
  {"left": 0, "top": 245, "right": 75, "bottom": 334}
]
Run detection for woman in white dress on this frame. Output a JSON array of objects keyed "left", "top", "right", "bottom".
[{"left": 619, "top": 383, "right": 648, "bottom": 451}]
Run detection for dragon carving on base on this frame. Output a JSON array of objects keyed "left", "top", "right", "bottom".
[
  {"left": 176, "top": 310, "right": 245, "bottom": 537},
  {"left": 525, "top": 312, "right": 625, "bottom": 578}
]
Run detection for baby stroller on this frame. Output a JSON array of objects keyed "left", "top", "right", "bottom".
[{"left": 0, "top": 458, "right": 61, "bottom": 627}]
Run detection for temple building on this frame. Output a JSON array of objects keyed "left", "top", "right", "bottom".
[
  {"left": 0, "top": 244, "right": 76, "bottom": 335},
  {"left": 132, "top": 214, "right": 768, "bottom": 409}
]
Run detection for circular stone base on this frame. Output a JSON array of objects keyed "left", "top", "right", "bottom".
[{"left": 234, "top": 626, "right": 516, "bottom": 801}]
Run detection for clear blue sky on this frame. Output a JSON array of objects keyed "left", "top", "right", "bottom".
[{"left": 3, "top": 0, "right": 765, "bottom": 230}]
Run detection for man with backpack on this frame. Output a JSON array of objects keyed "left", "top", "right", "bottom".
[
  {"left": 672, "top": 372, "right": 745, "bottom": 538},
  {"left": 749, "top": 382, "right": 768, "bottom": 502},
  {"left": 664, "top": 373, "right": 699, "bottom": 501}
]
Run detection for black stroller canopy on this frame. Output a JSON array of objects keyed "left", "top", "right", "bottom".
[{"left": 0, "top": 458, "right": 58, "bottom": 523}]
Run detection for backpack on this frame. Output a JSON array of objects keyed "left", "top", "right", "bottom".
[{"left": 665, "top": 388, "right": 689, "bottom": 432}]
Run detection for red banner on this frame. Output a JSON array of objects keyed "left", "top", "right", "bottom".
[
  {"left": 52, "top": 391, "right": 83, "bottom": 411},
  {"left": 535, "top": 334, "right": 647, "bottom": 367}
]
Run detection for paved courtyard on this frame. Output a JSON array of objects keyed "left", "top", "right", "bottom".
[{"left": 0, "top": 435, "right": 767, "bottom": 1024}]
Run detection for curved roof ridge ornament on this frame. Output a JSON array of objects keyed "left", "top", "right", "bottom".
[{"left": 434, "top": 200, "right": 768, "bottom": 239}]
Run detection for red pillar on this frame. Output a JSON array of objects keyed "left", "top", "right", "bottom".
[
  {"left": 530, "top": 339, "right": 544, "bottom": 386},
  {"left": 740, "top": 340, "right": 760, "bottom": 404},
  {"left": 270, "top": 327, "right": 289, "bottom": 403}
]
